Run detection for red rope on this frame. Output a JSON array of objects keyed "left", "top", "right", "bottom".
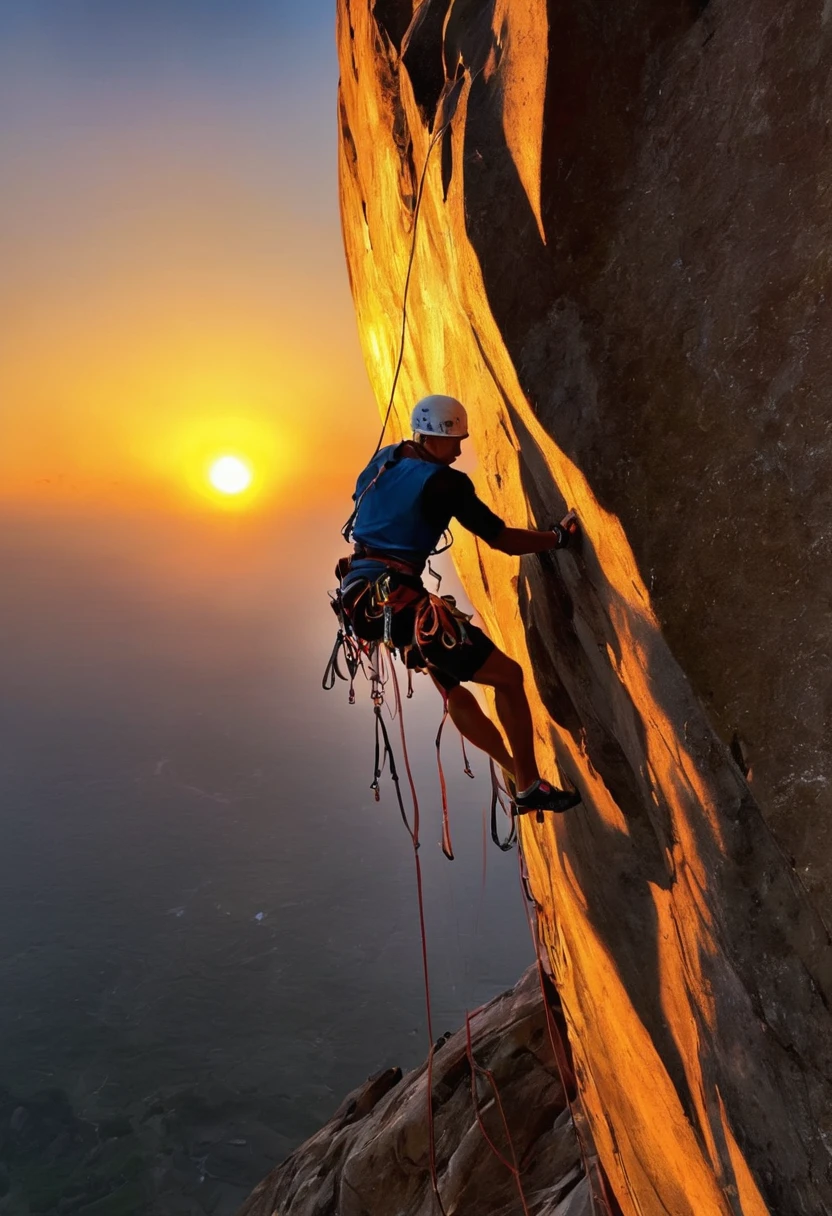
[
  {"left": 338, "top": 71, "right": 470, "bottom": 1212},
  {"left": 379, "top": 652, "right": 616, "bottom": 1215},
  {"left": 474, "top": 785, "right": 488, "bottom": 939},
  {"left": 435, "top": 699, "right": 455, "bottom": 860},
  {"left": 388, "top": 657, "right": 420, "bottom": 847},
  {"left": 464, "top": 1007, "right": 532, "bottom": 1216},
  {"left": 388, "top": 660, "right": 447, "bottom": 1216}
]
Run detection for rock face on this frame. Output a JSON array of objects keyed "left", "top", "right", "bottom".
[
  {"left": 236, "top": 968, "right": 595, "bottom": 1216},
  {"left": 329, "top": 2, "right": 832, "bottom": 1214}
]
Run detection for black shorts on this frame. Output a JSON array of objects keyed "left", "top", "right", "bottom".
[{"left": 342, "top": 577, "right": 495, "bottom": 692}]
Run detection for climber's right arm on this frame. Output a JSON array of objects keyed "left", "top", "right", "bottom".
[
  {"left": 422, "top": 469, "right": 580, "bottom": 552},
  {"left": 490, "top": 527, "right": 563, "bottom": 555},
  {"left": 491, "top": 511, "right": 579, "bottom": 554}
]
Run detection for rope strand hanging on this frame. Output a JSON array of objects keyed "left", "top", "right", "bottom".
[
  {"left": 370, "top": 74, "right": 465, "bottom": 459},
  {"left": 340, "top": 73, "right": 465, "bottom": 545}
]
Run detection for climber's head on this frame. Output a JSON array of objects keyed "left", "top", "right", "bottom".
[{"left": 410, "top": 394, "right": 468, "bottom": 465}]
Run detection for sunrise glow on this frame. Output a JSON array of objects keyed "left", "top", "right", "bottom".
[{"left": 209, "top": 455, "right": 253, "bottom": 496}]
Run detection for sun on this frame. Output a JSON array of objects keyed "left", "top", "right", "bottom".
[{"left": 208, "top": 455, "right": 253, "bottom": 496}]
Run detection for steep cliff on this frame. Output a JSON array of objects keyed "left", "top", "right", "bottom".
[{"left": 331, "top": 2, "right": 832, "bottom": 1214}]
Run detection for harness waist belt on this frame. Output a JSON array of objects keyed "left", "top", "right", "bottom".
[{"left": 352, "top": 546, "right": 423, "bottom": 577}]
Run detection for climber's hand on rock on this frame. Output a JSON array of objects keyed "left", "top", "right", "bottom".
[
  {"left": 560, "top": 510, "right": 579, "bottom": 540},
  {"left": 551, "top": 511, "right": 580, "bottom": 549}
]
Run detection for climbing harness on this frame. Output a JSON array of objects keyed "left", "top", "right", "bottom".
[
  {"left": 325, "top": 562, "right": 486, "bottom": 848},
  {"left": 321, "top": 579, "right": 366, "bottom": 704}
]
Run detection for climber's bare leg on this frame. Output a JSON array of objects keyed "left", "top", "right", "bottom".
[
  {"left": 470, "top": 648, "right": 539, "bottom": 793},
  {"left": 435, "top": 679, "right": 514, "bottom": 776}
]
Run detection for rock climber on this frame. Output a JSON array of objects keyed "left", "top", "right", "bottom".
[{"left": 336, "top": 394, "right": 581, "bottom": 816}]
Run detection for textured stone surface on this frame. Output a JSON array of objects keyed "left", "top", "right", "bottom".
[
  {"left": 327, "top": 2, "right": 832, "bottom": 1214},
  {"left": 235, "top": 968, "right": 593, "bottom": 1216}
]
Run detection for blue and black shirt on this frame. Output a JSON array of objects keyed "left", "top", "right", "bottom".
[{"left": 346, "top": 441, "right": 505, "bottom": 588}]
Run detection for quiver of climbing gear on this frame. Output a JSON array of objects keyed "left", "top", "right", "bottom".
[
  {"left": 412, "top": 592, "right": 471, "bottom": 653},
  {"left": 338, "top": 557, "right": 473, "bottom": 669},
  {"left": 322, "top": 561, "right": 367, "bottom": 703}
]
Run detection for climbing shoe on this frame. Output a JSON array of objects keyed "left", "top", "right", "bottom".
[{"left": 514, "top": 779, "right": 581, "bottom": 820}]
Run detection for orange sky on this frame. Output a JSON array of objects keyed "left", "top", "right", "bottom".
[{"left": 0, "top": 4, "right": 376, "bottom": 518}]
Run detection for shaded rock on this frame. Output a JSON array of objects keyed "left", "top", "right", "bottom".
[
  {"left": 328, "top": 1065, "right": 402, "bottom": 1128},
  {"left": 236, "top": 968, "right": 583, "bottom": 1215}
]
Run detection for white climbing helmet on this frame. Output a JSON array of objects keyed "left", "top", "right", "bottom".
[{"left": 410, "top": 394, "right": 469, "bottom": 438}]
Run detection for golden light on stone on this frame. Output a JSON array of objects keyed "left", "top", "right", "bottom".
[{"left": 208, "top": 455, "right": 253, "bottom": 496}]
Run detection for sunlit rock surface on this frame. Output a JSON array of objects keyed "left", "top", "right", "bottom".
[
  {"left": 326, "top": 2, "right": 832, "bottom": 1214},
  {"left": 236, "top": 969, "right": 595, "bottom": 1216}
]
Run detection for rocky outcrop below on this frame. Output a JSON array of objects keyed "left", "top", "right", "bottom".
[
  {"left": 328, "top": 2, "right": 832, "bottom": 1214},
  {"left": 237, "top": 967, "right": 596, "bottom": 1216}
]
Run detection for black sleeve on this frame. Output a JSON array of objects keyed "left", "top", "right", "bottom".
[{"left": 421, "top": 468, "right": 505, "bottom": 543}]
